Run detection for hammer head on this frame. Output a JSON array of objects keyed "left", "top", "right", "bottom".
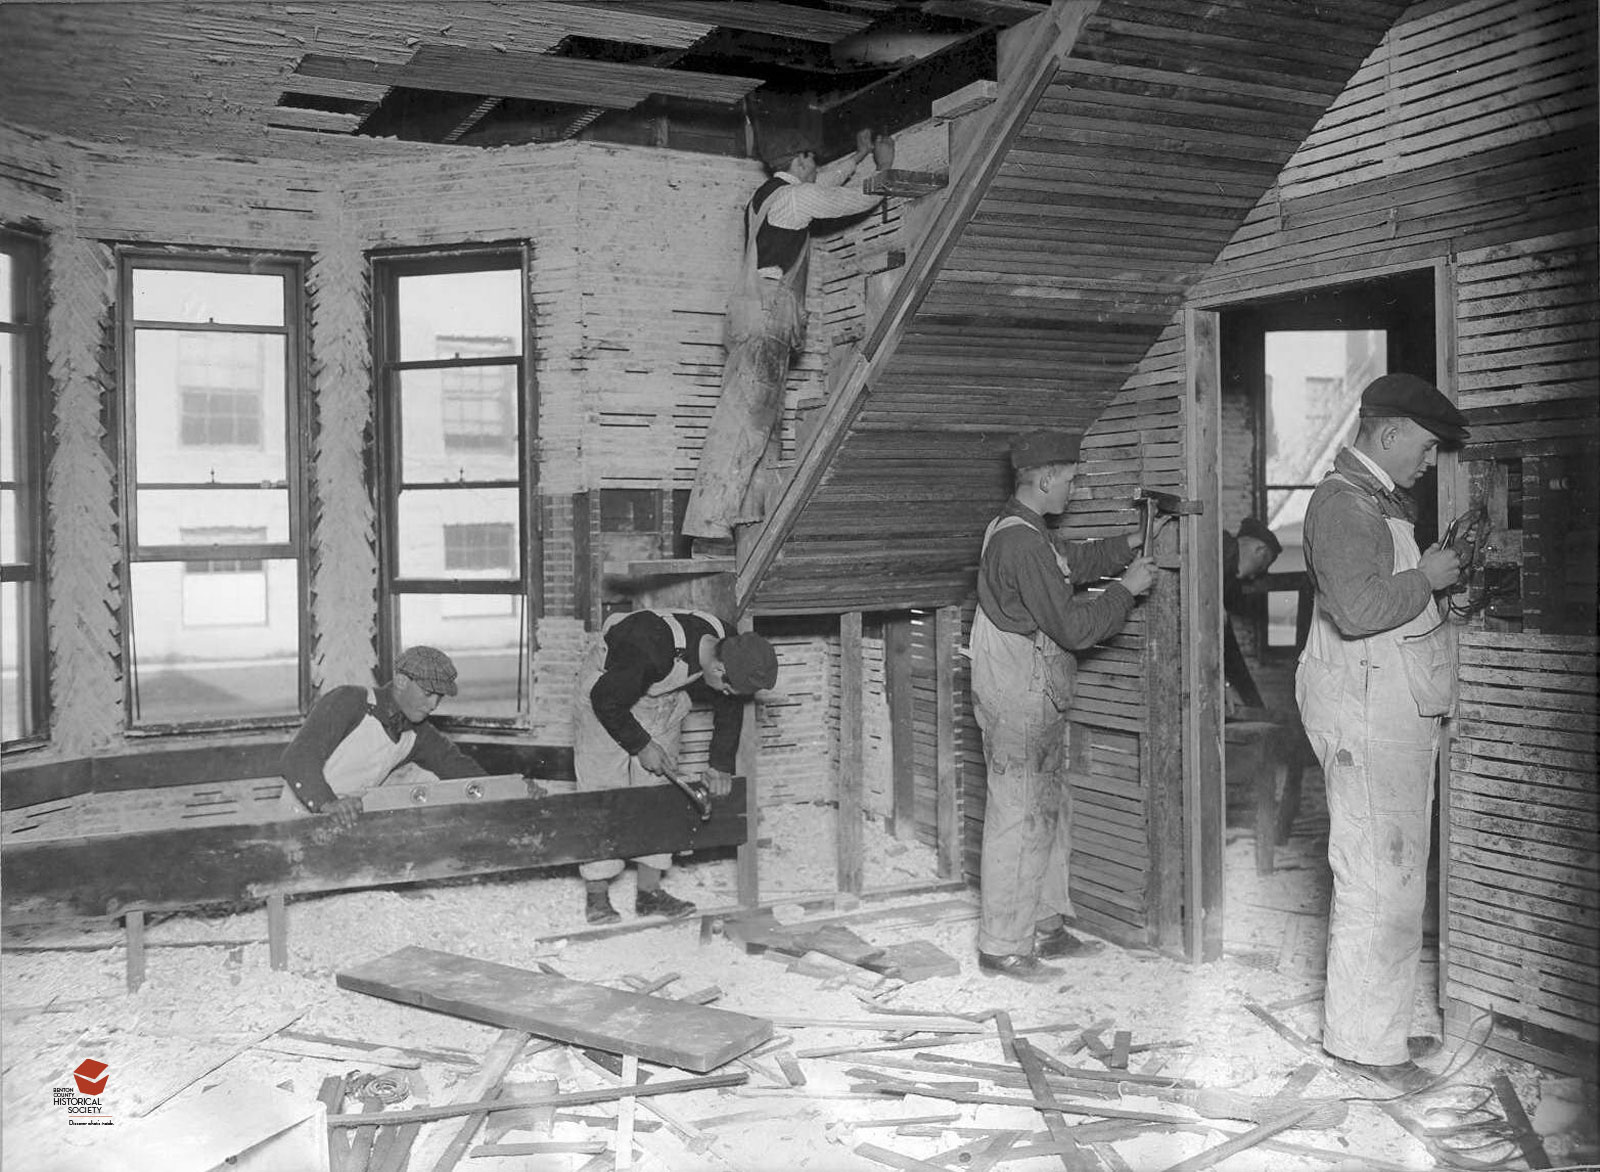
[{"left": 1134, "top": 487, "right": 1185, "bottom": 512}]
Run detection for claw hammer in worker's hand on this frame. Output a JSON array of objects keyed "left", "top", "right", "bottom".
[
  {"left": 1134, "top": 488, "right": 1202, "bottom": 563},
  {"left": 657, "top": 760, "right": 714, "bottom": 821}
]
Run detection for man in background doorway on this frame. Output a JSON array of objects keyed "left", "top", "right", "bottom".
[
  {"left": 279, "top": 645, "right": 486, "bottom": 830},
  {"left": 1298, "top": 373, "right": 1467, "bottom": 1092},
  {"left": 1223, "top": 516, "right": 1282, "bottom": 716},
  {"left": 970, "top": 430, "right": 1158, "bottom": 982}
]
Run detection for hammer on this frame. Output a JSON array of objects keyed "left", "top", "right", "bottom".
[{"left": 1134, "top": 488, "right": 1200, "bottom": 552}]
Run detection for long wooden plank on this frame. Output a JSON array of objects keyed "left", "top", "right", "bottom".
[
  {"left": 839, "top": 611, "right": 865, "bottom": 896},
  {"left": 2, "top": 780, "right": 748, "bottom": 921},
  {"left": 338, "top": 947, "right": 771, "bottom": 1073},
  {"left": 736, "top": 1, "right": 1096, "bottom": 612}
]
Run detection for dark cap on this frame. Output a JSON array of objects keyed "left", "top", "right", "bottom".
[
  {"left": 719, "top": 633, "right": 779, "bottom": 694},
  {"left": 394, "top": 645, "right": 459, "bottom": 696},
  {"left": 1010, "top": 429, "right": 1081, "bottom": 470},
  {"left": 1359, "top": 373, "right": 1469, "bottom": 443},
  {"left": 759, "top": 128, "right": 817, "bottom": 170},
  {"left": 1237, "top": 517, "right": 1282, "bottom": 560}
]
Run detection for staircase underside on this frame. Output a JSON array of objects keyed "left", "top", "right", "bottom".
[{"left": 746, "top": 0, "right": 1412, "bottom": 616}]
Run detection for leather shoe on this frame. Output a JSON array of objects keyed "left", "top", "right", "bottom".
[
  {"left": 977, "top": 952, "right": 1060, "bottom": 983},
  {"left": 585, "top": 888, "right": 621, "bottom": 925},
  {"left": 1322, "top": 1050, "right": 1435, "bottom": 1093},
  {"left": 1035, "top": 925, "right": 1105, "bottom": 959},
  {"left": 636, "top": 888, "right": 697, "bottom": 919},
  {"left": 1407, "top": 1035, "right": 1442, "bottom": 1061}
]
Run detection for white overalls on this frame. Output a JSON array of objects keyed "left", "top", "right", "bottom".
[
  {"left": 1298, "top": 480, "right": 1452, "bottom": 1066},
  {"left": 278, "top": 688, "right": 437, "bottom": 817},
  {"left": 971, "top": 515, "right": 1080, "bottom": 957},
  {"left": 573, "top": 610, "right": 725, "bottom": 880}
]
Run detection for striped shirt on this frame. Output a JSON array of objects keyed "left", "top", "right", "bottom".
[{"left": 757, "top": 154, "right": 883, "bottom": 277}]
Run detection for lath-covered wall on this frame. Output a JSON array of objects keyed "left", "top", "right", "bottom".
[
  {"left": 1187, "top": 0, "right": 1599, "bottom": 1065},
  {"left": 0, "top": 124, "right": 841, "bottom": 805}
]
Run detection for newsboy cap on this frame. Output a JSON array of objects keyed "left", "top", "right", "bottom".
[
  {"left": 394, "top": 645, "right": 459, "bottom": 696},
  {"left": 719, "top": 633, "right": 779, "bottom": 695},
  {"left": 1010, "top": 429, "right": 1081, "bottom": 470},
  {"left": 1359, "top": 373, "right": 1469, "bottom": 443},
  {"left": 1237, "top": 516, "right": 1282, "bottom": 560}
]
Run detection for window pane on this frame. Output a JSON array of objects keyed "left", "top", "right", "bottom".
[
  {"left": 1262, "top": 330, "right": 1384, "bottom": 488},
  {"left": 398, "top": 366, "right": 518, "bottom": 483},
  {"left": 0, "top": 251, "right": 12, "bottom": 322},
  {"left": 134, "top": 331, "right": 286, "bottom": 479},
  {"left": 395, "top": 488, "right": 519, "bottom": 579},
  {"left": 136, "top": 489, "right": 289, "bottom": 546},
  {"left": 1, "top": 333, "right": 16, "bottom": 484},
  {"left": 1, "top": 580, "right": 33, "bottom": 741},
  {"left": 395, "top": 593, "right": 523, "bottom": 718},
  {"left": 1, "top": 488, "right": 17, "bottom": 562},
  {"left": 128, "top": 560, "right": 299, "bottom": 723},
  {"left": 397, "top": 269, "right": 522, "bottom": 361},
  {"left": 132, "top": 268, "right": 284, "bottom": 326}
]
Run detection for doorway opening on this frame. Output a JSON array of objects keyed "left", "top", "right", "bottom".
[{"left": 1211, "top": 267, "right": 1441, "bottom": 991}]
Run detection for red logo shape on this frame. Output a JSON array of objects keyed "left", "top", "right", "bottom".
[{"left": 72, "top": 1059, "right": 108, "bottom": 1096}]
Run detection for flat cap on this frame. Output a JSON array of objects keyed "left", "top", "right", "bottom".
[
  {"left": 1237, "top": 516, "right": 1282, "bottom": 560},
  {"left": 719, "top": 633, "right": 779, "bottom": 695},
  {"left": 1359, "top": 373, "right": 1469, "bottom": 443},
  {"left": 1010, "top": 429, "right": 1081, "bottom": 470},
  {"left": 394, "top": 645, "right": 459, "bottom": 696},
  {"left": 759, "top": 128, "right": 817, "bottom": 170}
]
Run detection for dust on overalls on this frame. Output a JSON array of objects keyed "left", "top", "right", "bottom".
[
  {"left": 573, "top": 610, "right": 726, "bottom": 880},
  {"left": 970, "top": 515, "right": 1081, "bottom": 957},
  {"left": 278, "top": 687, "right": 437, "bottom": 817},
  {"left": 1298, "top": 483, "right": 1456, "bottom": 1066}
]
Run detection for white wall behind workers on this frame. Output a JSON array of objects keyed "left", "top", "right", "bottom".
[{"left": 0, "top": 123, "right": 838, "bottom": 769}]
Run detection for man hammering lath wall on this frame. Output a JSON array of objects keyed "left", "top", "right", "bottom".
[{"left": 681, "top": 125, "right": 893, "bottom": 553}]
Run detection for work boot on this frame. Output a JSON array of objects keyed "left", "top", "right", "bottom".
[
  {"left": 1407, "top": 1035, "right": 1443, "bottom": 1061},
  {"left": 636, "top": 888, "right": 697, "bottom": 919},
  {"left": 1321, "top": 1050, "right": 1436, "bottom": 1094},
  {"left": 1035, "top": 925, "right": 1105, "bottom": 959},
  {"left": 977, "top": 952, "right": 1060, "bottom": 984},
  {"left": 585, "top": 887, "right": 621, "bottom": 925}
]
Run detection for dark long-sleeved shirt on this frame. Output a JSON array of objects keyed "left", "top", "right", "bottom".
[
  {"left": 976, "top": 500, "right": 1136, "bottom": 651},
  {"left": 279, "top": 683, "right": 484, "bottom": 811},
  {"left": 589, "top": 611, "right": 743, "bottom": 774},
  {"left": 1303, "top": 448, "right": 1434, "bottom": 638}
]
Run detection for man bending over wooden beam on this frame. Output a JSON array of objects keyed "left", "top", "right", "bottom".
[
  {"left": 575, "top": 610, "right": 778, "bottom": 924},
  {"left": 279, "top": 645, "right": 487, "bottom": 829}
]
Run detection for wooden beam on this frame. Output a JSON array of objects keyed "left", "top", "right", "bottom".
[
  {"left": 1183, "top": 308, "right": 1225, "bottom": 963},
  {"left": 1144, "top": 563, "right": 1185, "bottom": 955},
  {"left": 839, "top": 611, "right": 865, "bottom": 895},
  {"left": 934, "top": 605, "right": 962, "bottom": 878},
  {"left": 3, "top": 781, "right": 748, "bottom": 922},
  {"left": 338, "top": 948, "right": 770, "bottom": 1073},
  {"left": 734, "top": 0, "right": 1101, "bottom": 612},
  {"left": 884, "top": 613, "right": 917, "bottom": 839},
  {"left": 736, "top": 615, "right": 762, "bottom": 907}
]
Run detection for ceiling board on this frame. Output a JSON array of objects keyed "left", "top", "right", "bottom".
[
  {"left": 598, "top": 1, "right": 874, "bottom": 43},
  {"left": 397, "top": 43, "right": 764, "bottom": 107}
]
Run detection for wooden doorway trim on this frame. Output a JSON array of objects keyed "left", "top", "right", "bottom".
[{"left": 1184, "top": 308, "right": 1226, "bottom": 963}]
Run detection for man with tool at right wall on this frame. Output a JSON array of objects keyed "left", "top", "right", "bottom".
[{"left": 1298, "top": 373, "right": 1467, "bottom": 1092}]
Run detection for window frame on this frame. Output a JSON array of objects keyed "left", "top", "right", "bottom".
[
  {"left": 370, "top": 244, "right": 536, "bottom": 729},
  {"left": 117, "top": 248, "right": 311, "bottom": 733},
  {"left": 1, "top": 226, "right": 51, "bottom": 748}
]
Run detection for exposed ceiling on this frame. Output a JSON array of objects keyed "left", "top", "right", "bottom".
[{"left": 0, "top": 1, "right": 1047, "bottom": 157}]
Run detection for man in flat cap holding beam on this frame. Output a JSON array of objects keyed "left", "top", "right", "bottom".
[
  {"left": 971, "top": 429, "right": 1158, "bottom": 981},
  {"left": 1298, "top": 373, "right": 1468, "bottom": 1091}
]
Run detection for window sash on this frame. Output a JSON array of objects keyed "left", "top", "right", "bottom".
[
  {"left": 1, "top": 228, "right": 48, "bottom": 745},
  {"left": 119, "top": 251, "right": 308, "bottom": 729},
  {"left": 373, "top": 247, "right": 531, "bottom": 724}
]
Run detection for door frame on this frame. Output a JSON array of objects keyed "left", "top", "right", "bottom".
[{"left": 1183, "top": 256, "right": 1459, "bottom": 965}]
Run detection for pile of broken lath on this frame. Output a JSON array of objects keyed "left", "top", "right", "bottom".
[{"left": 294, "top": 901, "right": 1391, "bottom": 1172}]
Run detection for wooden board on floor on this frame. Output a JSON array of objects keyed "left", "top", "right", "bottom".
[
  {"left": 2, "top": 780, "right": 748, "bottom": 922},
  {"left": 337, "top": 946, "right": 772, "bottom": 1073}
]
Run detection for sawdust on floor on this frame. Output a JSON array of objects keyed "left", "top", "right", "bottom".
[{"left": 1, "top": 791, "right": 1591, "bottom": 1172}]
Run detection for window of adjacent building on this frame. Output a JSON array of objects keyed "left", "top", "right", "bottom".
[
  {"left": 1, "top": 228, "right": 49, "bottom": 744},
  {"left": 373, "top": 250, "right": 529, "bottom": 722},
  {"left": 1261, "top": 329, "right": 1385, "bottom": 649},
  {"left": 121, "top": 254, "right": 305, "bottom": 727}
]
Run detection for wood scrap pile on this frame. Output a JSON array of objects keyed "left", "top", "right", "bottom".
[{"left": 719, "top": 903, "right": 962, "bottom": 988}]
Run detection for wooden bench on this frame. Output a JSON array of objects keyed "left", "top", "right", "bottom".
[
  {"left": 3, "top": 777, "right": 750, "bottom": 990},
  {"left": 1223, "top": 719, "right": 1307, "bottom": 875}
]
